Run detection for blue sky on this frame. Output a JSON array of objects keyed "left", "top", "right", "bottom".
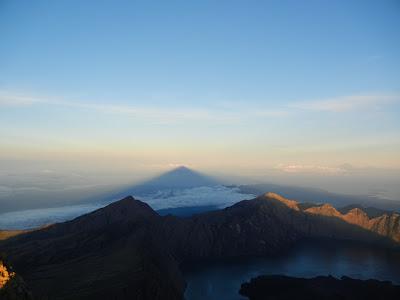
[{"left": 0, "top": 0, "right": 400, "bottom": 180}]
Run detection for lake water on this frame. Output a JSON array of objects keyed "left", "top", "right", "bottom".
[{"left": 183, "top": 240, "right": 400, "bottom": 300}]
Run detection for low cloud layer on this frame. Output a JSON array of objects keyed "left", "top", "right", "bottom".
[
  {"left": 0, "top": 203, "right": 105, "bottom": 230},
  {"left": 0, "top": 185, "right": 255, "bottom": 230}
]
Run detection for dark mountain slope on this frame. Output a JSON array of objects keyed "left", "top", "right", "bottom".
[
  {"left": 1, "top": 196, "right": 185, "bottom": 300},
  {"left": 160, "top": 197, "right": 302, "bottom": 260}
]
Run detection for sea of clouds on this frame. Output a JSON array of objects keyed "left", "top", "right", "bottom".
[{"left": 0, "top": 185, "right": 255, "bottom": 230}]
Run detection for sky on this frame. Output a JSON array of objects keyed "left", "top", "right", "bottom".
[{"left": 1, "top": 0, "right": 400, "bottom": 204}]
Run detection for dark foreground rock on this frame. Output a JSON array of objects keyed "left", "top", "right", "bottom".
[{"left": 239, "top": 275, "right": 400, "bottom": 300}]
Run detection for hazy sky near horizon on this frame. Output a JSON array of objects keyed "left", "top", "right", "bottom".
[{"left": 1, "top": 0, "right": 400, "bottom": 187}]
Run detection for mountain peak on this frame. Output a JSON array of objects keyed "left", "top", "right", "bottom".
[
  {"left": 97, "top": 195, "right": 157, "bottom": 218},
  {"left": 305, "top": 203, "right": 341, "bottom": 217},
  {"left": 262, "top": 192, "right": 300, "bottom": 210},
  {"left": 167, "top": 166, "right": 197, "bottom": 175},
  {"left": 172, "top": 165, "right": 191, "bottom": 171},
  {"left": 66, "top": 196, "right": 158, "bottom": 231}
]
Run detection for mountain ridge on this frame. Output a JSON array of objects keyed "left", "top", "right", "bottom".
[
  {"left": 1, "top": 193, "right": 399, "bottom": 299},
  {"left": 239, "top": 183, "right": 400, "bottom": 212},
  {"left": 262, "top": 192, "right": 400, "bottom": 242}
]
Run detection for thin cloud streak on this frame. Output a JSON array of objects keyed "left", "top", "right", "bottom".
[
  {"left": 289, "top": 94, "right": 400, "bottom": 112},
  {"left": 0, "top": 91, "right": 288, "bottom": 124},
  {"left": 0, "top": 92, "right": 398, "bottom": 123},
  {"left": 274, "top": 164, "right": 348, "bottom": 174}
]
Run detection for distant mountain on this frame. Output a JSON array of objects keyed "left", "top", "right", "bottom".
[{"left": 1, "top": 193, "right": 399, "bottom": 299}]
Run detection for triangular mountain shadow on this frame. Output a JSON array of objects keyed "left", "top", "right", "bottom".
[{"left": 103, "top": 166, "right": 221, "bottom": 202}]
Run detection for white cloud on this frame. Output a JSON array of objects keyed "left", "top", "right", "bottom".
[
  {"left": 0, "top": 203, "right": 105, "bottom": 230},
  {"left": 275, "top": 164, "right": 347, "bottom": 174},
  {"left": 289, "top": 94, "right": 399, "bottom": 112},
  {"left": 138, "top": 185, "right": 255, "bottom": 210}
]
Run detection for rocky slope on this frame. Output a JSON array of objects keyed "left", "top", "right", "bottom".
[
  {"left": 239, "top": 275, "right": 400, "bottom": 300},
  {"left": 298, "top": 193, "right": 400, "bottom": 243},
  {"left": 0, "top": 193, "right": 399, "bottom": 299}
]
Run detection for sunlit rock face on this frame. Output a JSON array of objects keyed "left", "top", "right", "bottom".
[
  {"left": 263, "top": 192, "right": 400, "bottom": 243},
  {"left": 263, "top": 192, "right": 300, "bottom": 210},
  {"left": 302, "top": 200, "right": 400, "bottom": 242}
]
